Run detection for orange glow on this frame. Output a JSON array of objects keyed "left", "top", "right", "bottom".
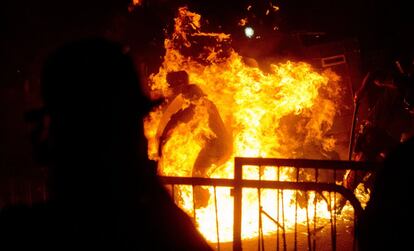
[
  {"left": 143, "top": 7, "right": 352, "bottom": 242},
  {"left": 131, "top": 0, "right": 143, "bottom": 6},
  {"left": 128, "top": 0, "right": 143, "bottom": 12}
]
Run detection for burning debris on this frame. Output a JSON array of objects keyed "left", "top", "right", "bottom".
[{"left": 144, "top": 7, "right": 345, "bottom": 242}]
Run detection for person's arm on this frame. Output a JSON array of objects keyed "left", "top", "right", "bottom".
[{"left": 155, "top": 94, "right": 185, "bottom": 152}]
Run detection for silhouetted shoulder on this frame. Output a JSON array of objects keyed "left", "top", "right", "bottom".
[
  {"left": 357, "top": 137, "right": 414, "bottom": 250},
  {"left": 0, "top": 203, "right": 56, "bottom": 250}
]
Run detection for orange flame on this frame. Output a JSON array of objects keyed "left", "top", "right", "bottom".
[{"left": 144, "top": 7, "right": 346, "bottom": 242}]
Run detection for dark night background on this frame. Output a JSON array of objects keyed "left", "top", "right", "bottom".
[{"left": 1, "top": 0, "right": 413, "bottom": 206}]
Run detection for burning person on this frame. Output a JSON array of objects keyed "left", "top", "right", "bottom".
[{"left": 155, "top": 70, "right": 233, "bottom": 208}]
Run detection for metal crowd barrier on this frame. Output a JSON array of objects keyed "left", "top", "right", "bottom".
[{"left": 160, "top": 157, "right": 378, "bottom": 251}]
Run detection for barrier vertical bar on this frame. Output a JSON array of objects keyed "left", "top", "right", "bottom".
[{"left": 233, "top": 158, "right": 243, "bottom": 251}]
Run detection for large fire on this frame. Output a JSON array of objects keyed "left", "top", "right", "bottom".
[{"left": 144, "top": 7, "right": 345, "bottom": 242}]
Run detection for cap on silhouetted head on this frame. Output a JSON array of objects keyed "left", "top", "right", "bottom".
[{"left": 41, "top": 38, "right": 160, "bottom": 119}]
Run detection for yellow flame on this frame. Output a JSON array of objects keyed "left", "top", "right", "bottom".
[{"left": 144, "top": 7, "right": 350, "bottom": 242}]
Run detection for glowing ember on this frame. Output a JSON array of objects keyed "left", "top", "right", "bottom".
[
  {"left": 128, "top": 0, "right": 143, "bottom": 12},
  {"left": 238, "top": 18, "right": 248, "bottom": 27},
  {"left": 144, "top": 7, "right": 346, "bottom": 242},
  {"left": 131, "top": 0, "right": 143, "bottom": 6}
]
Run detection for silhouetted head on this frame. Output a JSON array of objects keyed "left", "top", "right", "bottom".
[
  {"left": 166, "top": 70, "right": 207, "bottom": 99},
  {"left": 166, "top": 71, "right": 189, "bottom": 89},
  {"left": 42, "top": 38, "right": 155, "bottom": 119},
  {"left": 41, "top": 38, "right": 157, "bottom": 202}
]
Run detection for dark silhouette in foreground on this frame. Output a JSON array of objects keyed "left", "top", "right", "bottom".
[
  {"left": 339, "top": 61, "right": 414, "bottom": 213},
  {"left": 357, "top": 136, "right": 414, "bottom": 251},
  {"left": 0, "top": 38, "right": 212, "bottom": 250}
]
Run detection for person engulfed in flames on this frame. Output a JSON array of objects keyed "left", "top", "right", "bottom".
[{"left": 155, "top": 70, "right": 233, "bottom": 208}]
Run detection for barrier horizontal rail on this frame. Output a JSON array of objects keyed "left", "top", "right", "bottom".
[{"left": 160, "top": 176, "right": 363, "bottom": 216}]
